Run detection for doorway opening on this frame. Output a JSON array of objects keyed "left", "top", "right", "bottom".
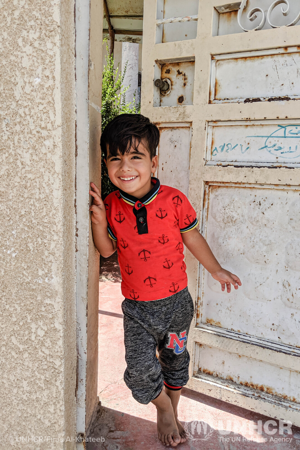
[{"left": 85, "top": 1, "right": 300, "bottom": 448}]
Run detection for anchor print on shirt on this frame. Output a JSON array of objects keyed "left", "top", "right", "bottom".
[
  {"left": 183, "top": 214, "right": 193, "bottom": 226},
  {"left": 138, "top": 249, "right": 151, "bottom": 262},
  {"left": 144, "top": 276, "right": 157, "bottom": 288},
  {"left": 156, "top": 208, "right": 167, "bottom": 219},
  {"left": 104, "top": 203, "right": 109, "bottom": 211},
  {"left": 169, "top": 282, "right": 180, "bottom": 293},
  {"left": 119, "top": 238, "right": 128, "bottom": 249},
  {"left": 114, "top": 211, "right": 125, "bottom": 224},
  {"left": 158, "top": 234, "right": 169, "bottom": 245},
  {"left": 163, "top": 258, "right": 173, "bottom": 269},
  {"left": 176, "top": 242, "right": 183, "bottom": 252},
  {"left": 129, "top": 289, "right": 139, "bottom": 300},
  {"left": 115, "top": 192, "right": 121, "bottom": 199},
  {"left": 173, "top": 217, "right": 179, "bottom": 228},
  {"left": 125, "top": 264, "right": 133, "bottom": 275},
  {"left": 172, "top": 195, "right": 183, "bottom": 208}
]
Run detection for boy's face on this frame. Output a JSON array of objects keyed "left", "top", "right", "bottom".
[{"left": 105, "top": 139, "right": 158, "bottom": 199}]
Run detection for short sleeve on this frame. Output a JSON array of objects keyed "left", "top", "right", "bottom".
[
  {"left": 174, "top": 192, "right": 199, "bottom": 234},
  {"left": 107, "top": 221, "right": 117, "bottom": 241},
  {"left": 104, "top": 193, "right": 117, "bottom": 241}
]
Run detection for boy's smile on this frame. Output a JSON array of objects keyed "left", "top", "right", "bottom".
[{"left": 105, "top": 139, "right": 158, "bottom": 199}]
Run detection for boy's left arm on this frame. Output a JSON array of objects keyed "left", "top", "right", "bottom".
[{"left": 182, "top": 228, "right": 242, "bottom": 293}]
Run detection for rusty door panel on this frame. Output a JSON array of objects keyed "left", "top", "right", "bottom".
[
  {"left": 210, "top": 48, "right": 300, "bottom": 103},
  {"left": 156, "top": 0, "right": 198, "bottom": 43},
  {"left": 206, "top": 120, "right": 300, "bottom": 166},
  {"left": 154, "top": 61, "right": 195, "bottom": 107},
  {"left": 200, "top": 183, "right": 300, "bottom": 347},
  {"left": 156, "top": 123, "right": 191, "bottom": 196},
  {"left": 195, "top": 343, "right": 300, "bottom": 403}
]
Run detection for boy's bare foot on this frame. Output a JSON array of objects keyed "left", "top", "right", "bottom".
[
  {"left": 175, "top": 416, "right": 187, "bottom": 443},
  {"left": 152, "top": 390, "right": 181, "bottom": 447},
  {"left": 164, "top": 386, "right": 187, "bottom": 443},
  {"left": 156, "top": 403, "right": 181, "bottom": 447}
]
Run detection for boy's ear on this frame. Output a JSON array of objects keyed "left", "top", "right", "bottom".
[{"left": 151, "top": 155, "right": 158, "bottom": 174}]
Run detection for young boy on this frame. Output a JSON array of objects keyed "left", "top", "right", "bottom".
[{"left": 90, "top": 114, "right": 241, "bottom": 448}]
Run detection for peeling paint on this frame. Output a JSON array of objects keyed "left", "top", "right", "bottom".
[
  {"left": 154, "top": 61, "right": 194, "bottom": 107},
  {"left": 206, "top": 318, "right": 222, "bottom": 327},
  {"left": 196, "top": 344, "right": 300, "bottom": 404},
  {"left": 210, "top": 48, "right": 300, "bottom": 104},
  {"left": 156, "top": 123, "right": 191, "bottom": 197},
  {"left": 202, "top": 184, "right": 300, "bottom": 347}
]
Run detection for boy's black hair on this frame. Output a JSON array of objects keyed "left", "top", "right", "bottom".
[{"left": 100, "top": 114, "right": 160, "bottom": 159}]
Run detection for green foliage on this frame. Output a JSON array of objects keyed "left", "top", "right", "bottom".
[{"left": 101, "top": 41, "right": 140, "bottom": 199}]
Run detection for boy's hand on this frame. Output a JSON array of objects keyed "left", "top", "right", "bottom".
[
  {"left": 211, "top": 268, "right": 242, "bottom": 293},
  {"left": 89, "top": 182, "right": 107, "bottom": 225}
]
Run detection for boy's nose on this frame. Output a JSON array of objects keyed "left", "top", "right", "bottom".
[{"left": 119, "top": 158, "right": 131, "bottom": 171}]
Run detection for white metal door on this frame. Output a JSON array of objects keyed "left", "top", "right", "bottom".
[{"left": 141, "top": 0, "right": 300, "bottom": 425}]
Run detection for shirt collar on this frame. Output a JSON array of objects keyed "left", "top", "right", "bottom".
[{"left": 118, "top": 177, "right": 161, "bottom": 206}]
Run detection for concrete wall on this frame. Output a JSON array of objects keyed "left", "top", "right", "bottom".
[{"left": 0, "top": 1, "right": 76, "bottom": 448}]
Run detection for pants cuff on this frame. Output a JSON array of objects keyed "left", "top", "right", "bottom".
[
  {"left": 163, "top": 381, "right": 183, "bottom": 391},
  {"left": 152, "top": 386, "right": 163, "bottom": 400}
]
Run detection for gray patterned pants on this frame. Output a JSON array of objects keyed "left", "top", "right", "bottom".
[{"left": 121, "top": 287, "right": 194, "bottom": 404}]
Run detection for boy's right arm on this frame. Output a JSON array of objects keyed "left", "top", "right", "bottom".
[{"left": 89, "top": 182, "right": 117, "bottom": 257}]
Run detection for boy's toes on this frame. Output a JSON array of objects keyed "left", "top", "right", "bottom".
[
  {"left": 174, "top": 434, "right": 181, "bottom": 446},
  {"left": 161, "top": 434, "right": 169, "bottom": 447},
  {"left": 179, "top": 429, "right": 187, "bottom": 442},
  {"left": 166, "top": 434, "right": 174, "bottom": 446},
  {"left": 162, "top": 435, "right": 168, "bottom": 446},
  {"left": 159, "top": 433, "right": 167, "bottom": 446},
  {"left": 168, "top": 431, "right": 181, "bottom": 447},
  {"left": 178, "top": 433, "right": 186, "bottom": 443}
]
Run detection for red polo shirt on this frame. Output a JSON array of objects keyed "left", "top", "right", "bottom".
[{"left": 104, "top": 177, "right": 198, "bottom": 301}]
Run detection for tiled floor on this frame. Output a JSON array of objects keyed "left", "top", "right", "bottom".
[{"left": 87, "top": 273, "right": 300, "bottom": 450}]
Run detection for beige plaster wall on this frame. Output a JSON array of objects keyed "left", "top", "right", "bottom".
[
  {"left": 0, "top": 0, "right": 76, "bottom": 448},
  {"left": 74, "top": 0, "right": 103, "bottom": 442}
]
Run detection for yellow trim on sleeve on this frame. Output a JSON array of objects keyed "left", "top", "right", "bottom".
[{"left": 180, "top": 222, "right": 198, "bottom": 234}]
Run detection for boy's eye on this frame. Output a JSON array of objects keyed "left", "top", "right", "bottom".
[{"left": 109, "top": 155, "right": 142, "bottom": 161}]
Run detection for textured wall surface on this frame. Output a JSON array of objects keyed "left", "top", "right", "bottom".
[
  {"left": 74, "top": 0, "right": 103, "bottom": 439},
  {"left": 0, "top": 0, "right": 76, "bottom": 448}
]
